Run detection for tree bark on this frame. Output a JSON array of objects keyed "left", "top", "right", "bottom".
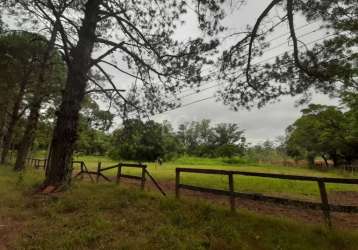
[
  {"left": 42, "top": 0, "right": 101, "bottom": 188},
  {"left": 14, "top": 18, "right": 60, "bottom": 171},
  {"left": 0, "top": 80, "right": 27, "bottom": 164},
  {"left": 331, "top": 153, "right": 339, "bottom": 168},
  {"left": 14, "top": 98, "right": 42, "bottom": 171},
  {"left": 0, "top": 105, "right": 8, "bottom": 153},
  {"left": 322, "top": 155, "right": 329, "bottom": 168},
  {"left": 307, "top": 153, "right": 315, "bottom": 168}
]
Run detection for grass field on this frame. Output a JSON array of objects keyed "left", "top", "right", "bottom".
[
  {"left": 1, "top": 165, "right": 358, "bottom": 250},
  {"left": 64, "top": 155, "right": 358, "bottom": 201}
]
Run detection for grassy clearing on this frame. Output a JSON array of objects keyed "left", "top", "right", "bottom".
[
  {"left": 1, "top": 165, "right": 358, "bottom": 250},
  {"left": 68, "top": 155, "right": 358, "bottom": 200}
]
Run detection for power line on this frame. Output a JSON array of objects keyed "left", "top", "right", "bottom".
[
  {"left": 126, "top": 32, "right": 345, "bottom": 119},
  {"left": 156, "top": 96, "right": 216, "bottom": 116},
  {"left": 152, "top": 56, "right": 352, "bottom": 118},
  {"left": 168, "top": 31, "right": 336, "bottom": 103},
  {"left": 173, "top": 21, "right": 320, "bottom": 96}
]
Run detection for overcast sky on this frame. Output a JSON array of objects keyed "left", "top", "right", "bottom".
[{"left": 130, "top": 0, "right": 338, "bottom": 145}]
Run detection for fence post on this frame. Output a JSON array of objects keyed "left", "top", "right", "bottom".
[
  {"left": 175, "top": 169, "right": 180, "bottom": 198},
  {"left": 96, "top": 162, "right": 101, "bottom": 183},
  {"left": 318, "top": 180, "right": 332, "bottom": 228},
  {"left": 141, "top": 165, "right": 146, "bottom": 190},
  {"left": 116, "top": 164, "right": 122, "bottom": 184},
  {"left": 228, "top": 173, "right": 235, "bottom": 212}
]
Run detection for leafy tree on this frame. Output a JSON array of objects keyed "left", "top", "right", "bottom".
[
  {"left": 245, "top": 140, "right": 286, "bottom": 164},
  {"left": 13, "top": 31, "right": 65, "bottom": 171},
  {"left": 177, "top": 120, "right": 246, "bottom": 157},
  {"left": 286, "top": 104, "right": 357, "bottom": 167},
  {"left": 109, "top": 119, "right": 180, "bottom": 161},
  {"left": 80, "top": 97, "right": 114, "bottom": 131},
  {"left": 0, "top": 31, "right": 64, "bottom": 165},
  {"left": 75, "top": 97, "right": 113, "bottom": 155},
  {"left": 340, "top": 92, "right": 358, "bottom": 163},
  {"left": 0, "top": 15, "right": 5, "bottom": 33}
]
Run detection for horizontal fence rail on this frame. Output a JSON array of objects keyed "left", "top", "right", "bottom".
[
  {"left": 96, "top": 162, "right": 166, "bottom": 196},
  {"left": 175, "top": 168, "right": 358, "bottom": 228},
  {"left": 72, "top": 161, "right": 96, "bottom": 182},
  {"left": 26, "top": 158, "right": 166, "bottom": 196},
  {"left": 26, "top": 158, "right": 48, "bottom": 169}
]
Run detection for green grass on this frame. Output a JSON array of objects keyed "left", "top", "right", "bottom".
[
  {"left": 69, "top": 155, "right": 358, "bottom": 200},
  {"left": 1, "top": 165, "right": 358, "bottom": 250}
]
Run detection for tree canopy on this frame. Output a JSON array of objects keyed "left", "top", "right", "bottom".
[
  {"left": 286, "top": 102, "right": 358, "bottom": 167},
  {"left": 0, "top": 31, "right": 65, "bottom": 167},
  {"left": 220, "top": 0, "right": 357, "bottom": 109}
]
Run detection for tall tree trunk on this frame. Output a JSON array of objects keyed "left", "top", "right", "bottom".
[
  {"left": 14, "top": 18, "right": 60, "bottom": 171},
  {"left": 0, "top": 81, "right": 27, "bottom": 164},
  {"left": 322, "top": 155, "right": 329, "bottom": 168},
  {"left": 0, "top": 105, "right": 8, "bottom": 152},
  {"left": 307, "top": 153, "right": 315, "bottom": 168},
  {"left": 331, "top": 153, "right": 339, "bottom": 168},
  {"left": 14, "top": 98, "right": 42, "bottom": 171},
  {"left": 42, "top": 0, "right": 101, "bottom": 189}
]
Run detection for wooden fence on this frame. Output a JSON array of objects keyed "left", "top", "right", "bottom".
[
  {"left": 72, "top": 160, "right": 96, "bottom": 182},
  {"left": 26, "top": 158, "right": 166, "bottom": 196},
  {"left": 175, "top": 168, "right": 358, "bottom": 228},
  {"left": 94, "top": 162, "right": 166, "bottom": 196},
  {"left": 26, "top": 158, "right": 48, "bottom": 169}
]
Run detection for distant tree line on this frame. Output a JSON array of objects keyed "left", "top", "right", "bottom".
[{"left": 108, "top": 119, "right": 247, "bottom": 161}]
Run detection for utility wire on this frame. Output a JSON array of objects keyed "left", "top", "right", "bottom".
[
  {"left": 165, "top": 31, "right": 335, "bottom": 103},
  {"left": 125, "top": 31, "right": 345, "bottom": 119},
  {"left": 173, "top": 21, "right": 320, "bottom": 96}
]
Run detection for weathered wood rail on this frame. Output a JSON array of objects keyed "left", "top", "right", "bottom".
[
  {"left": 96, "top": 162, "right": 166, "bottom": 196},
  {"left": 26, "top": 158, "right": 48, "bottom": 169},
  {"left": 175, "top": 168, "right": 358, "bottom": 228},
  {"left": 72, "top": 160, "right": 96, "bottom": 182},
  {"left": 26, "top": 158, "right": 166, "bottom": 196}
]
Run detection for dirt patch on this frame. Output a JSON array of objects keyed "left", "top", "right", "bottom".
[
  {"left": 172, "top": 186, "right": 358, "bottom": 230},
  {"left": 0, "top": 218, "right": 23, "bottom": 250},
  {"left": 329, "top": 191, "right": 358, "bottom": 206}
]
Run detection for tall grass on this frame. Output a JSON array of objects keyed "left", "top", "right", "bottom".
[{"left": 1, "top": 165, "right": 358, "bottom": 250}]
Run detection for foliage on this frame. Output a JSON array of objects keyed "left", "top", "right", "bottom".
[
  {"left": 245, "top": 140, "right": 289, "bottom": 164},
  {"left": 177, "top": 120, "right": 246, "bottom": 158},
  {"left": 286, "top": 103, "right": 358, "bottom": 166},
  {"left": 75, "top": 97, "right": 113, "bottom": 155},
  {"left": 109, "top": 119, "right": 181, "bottom": 162},
  {"left": 0, "top": 31, "right": 65, "bottom": 164},
  {"left": 220, "top": 0, "right": 357, "bottom": 109}
]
